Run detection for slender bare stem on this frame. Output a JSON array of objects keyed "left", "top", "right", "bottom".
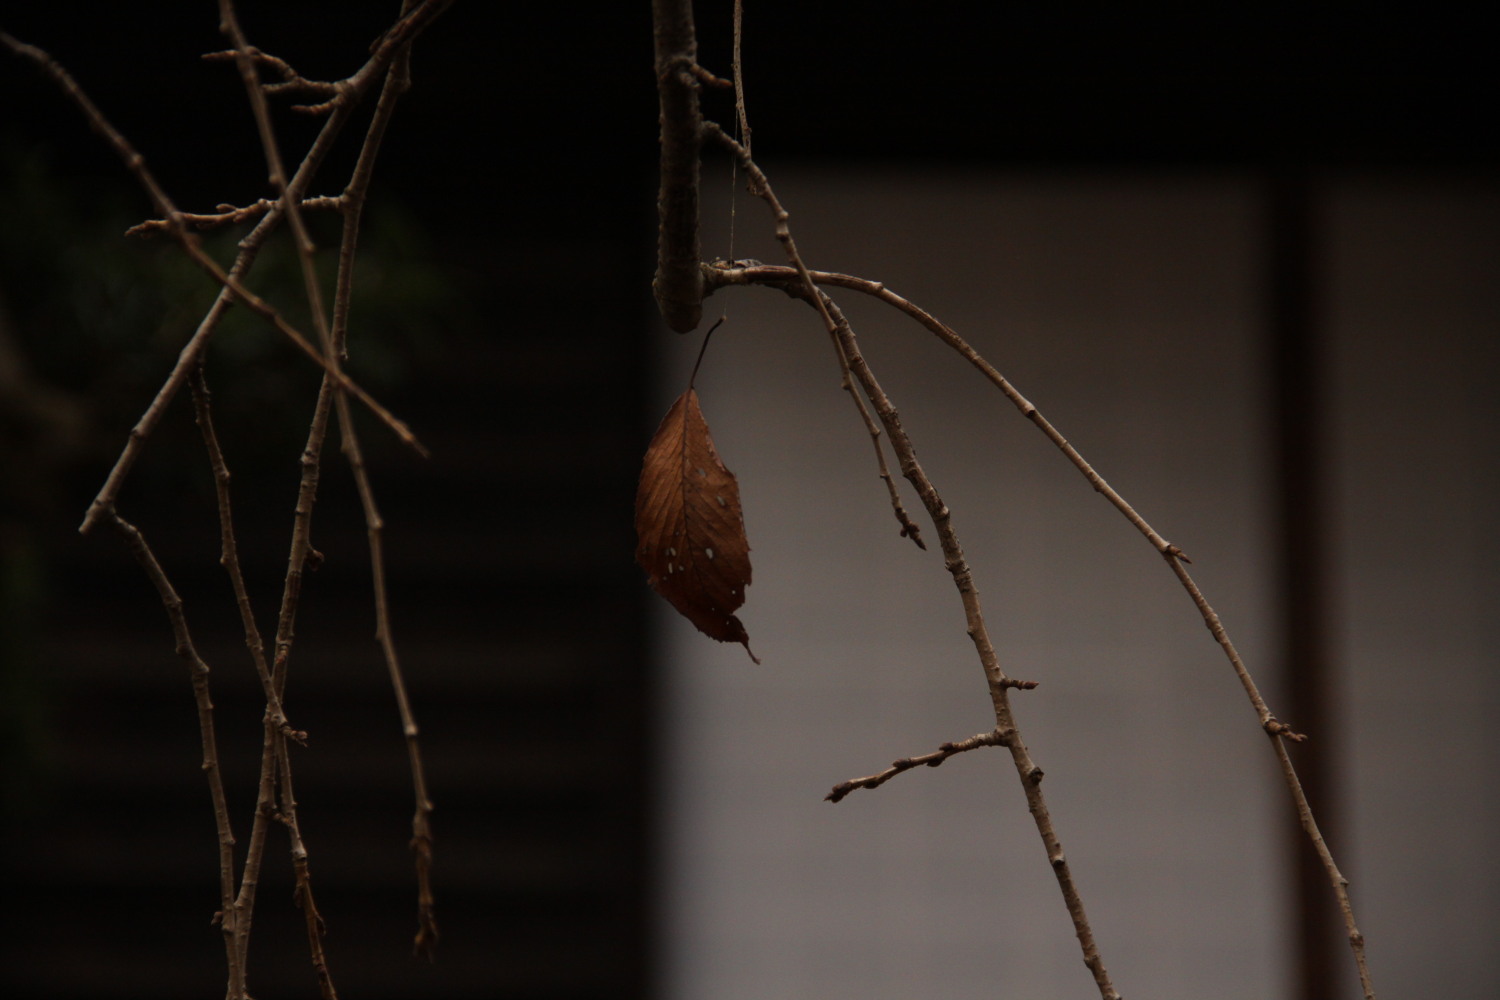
[
  {"left": 731, "top": 0, "right": 752, "bottom": 161},
  {"left": 701, "top": 123, "right": 1120, "bottom": 1000},
  {"left": 319, "top": 7, "right": 440, "bottom": 954},
  {"left": 126, "top": 195, "right": 345, "bottom": 238},
  {"left": 213, "top": 4, "right": 363, "bottom": 985},
  {"left": 826, "top": 728, "right": 1017, "bottom": 803},
  {"left": 218, "top": 0, "right": 334, "bottom": 356},
  {"left": 202, "top": 47, "right": 341, "bottom": 100},
  {"left": 105, "top": 510, "right": 243, "bottom": 996},
  {"left": 825, "top": 331, "right": 926, "bottom": 548},
  {"left": 278, "top": 739, "right": 338, "bottom": 1000},
  {"left": 189, "top": 363, "right": 309, "bottom": 997}
]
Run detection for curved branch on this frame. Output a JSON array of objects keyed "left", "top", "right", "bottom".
[{"left": 709, "top": 258, "right": 1376, "bottom": 1000}]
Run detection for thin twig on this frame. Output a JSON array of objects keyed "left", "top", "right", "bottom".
[
  {"left": 826, "top": 330, "right": 926, "bottom": 548},
  {"left": 217, "top": 0, "right": 334, "bottom": 358},
  {"left": 189, "top": 363, "right": 312, "bottom": 996},
  {"left": 221, "top": 0, "right": 440, "bottom": 969},
  {"left": 218, "top": 3, "right": 381, "bottom": 984},
  {"left": 239, "top": 370, "right": 340, "bottom": 991},
  {"left": 106, "top": 509, "right": 243, "bottom": 995},
  {"left": 126, "top": 195, "right": 344, "bottom": 237},
  {"left": 716, "top": 41, "right": 919, "bottom": 549},
  {"left": 203, "top": 46, "right": 342, "bottom": 99},
  {"left": 731, "top": 0, "right": 752, "bottom": 163},
  {"left": 702, "top": 123, "right": 1121, "bottom": 1000},
  {"left": 826, "top": 728, "right": 1013, "bottom": 803},
  {"left": 279, "top": 742, "right": 338, "bottom": 1000},
  {"left": 319, "top": 4, "right": 440, "bottom": 954}
]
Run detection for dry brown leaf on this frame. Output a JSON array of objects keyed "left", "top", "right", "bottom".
[{"left": 635, "top": 388, "right": 758, "bottom": 662}]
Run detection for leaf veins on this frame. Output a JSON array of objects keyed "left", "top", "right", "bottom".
[{"left": 635, "top": 388, "right": 758, "bottom": 663}]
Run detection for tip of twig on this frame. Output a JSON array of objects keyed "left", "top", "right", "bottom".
[
  {"left": 292, "top": 98, "right": 340, "bottom": 116},
  {"left": 413, "top": 919, "right": 439, "bottom": 962}
]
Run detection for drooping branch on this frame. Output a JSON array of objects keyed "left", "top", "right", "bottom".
[
  {"left": 106, "top": 509, "right": 244, "bottom": 996},
  {"left": 216, "top": 0, "right": 439, "bottom": 957},
  {"left": 322, "top": 6, "right": 440, "bottom": 955},
  {"left": 707, "top": 259, "right": 1376, "bottom": 1000},
  {"left": 700, "top": 123, "right": 1122, "bottom": 1000}
]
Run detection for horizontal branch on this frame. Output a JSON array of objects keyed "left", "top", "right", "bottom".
[
  {"left": 126, "top": 195, "right": 344, "bottom": 237},
  {"left": 202, "top": 46, "right": 341, "bottom": 100},
  {"left": 826, "top": 728, "right": 1013, "bottom": 803}
]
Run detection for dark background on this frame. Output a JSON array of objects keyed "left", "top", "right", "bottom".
[{"left": 1, "top": 3, "right": 1494, "bottom": 999}]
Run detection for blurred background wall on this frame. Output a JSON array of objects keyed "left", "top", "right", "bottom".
[{"left": 1, "top": 3, "right": 1495, "bottom": 999}]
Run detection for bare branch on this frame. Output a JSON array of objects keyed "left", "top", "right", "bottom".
[
  {"left": 105, "top": 509, "right": 244, "bottom": 995},
  {"left": 702, "top": 125, "right": 1121, "bottom": 1000},
  {"left": 826, "top": 330, "right": 926, "bottom": 548},
  {"left": 709, "top": 264, "right": 1308, "bottom": 742},
  {"left": 709, "top": 256, "right": 1378, "bottom": 998},
  {"left": 651, "top": 0, "right": 705, "bottom": 331},
  {"left": 826, "top": 729, "right": 1013, "bottom": 803},
  {"left": 190, "top": 360, "right": 316, "bottom": 994},
  {"left": 126, "top": 195, "right": 344, "bottom": 238},
  {"left": 220, "top": 0, "right": 439, "bottom": 957},
  {"left": 10, "top": 3, "right": 453, "bottom": 991},
  {"left": 731, "top": 0, "right": 752, "bottom": 160},
  {"left": 203, "top": 46, "right": 342, "bottom": 101},
  {"left": 189, "top": 366, "right": 296, "bottom": 738},
  {"left": 319, "top": 2, "right": 440, "bottom": 954}
]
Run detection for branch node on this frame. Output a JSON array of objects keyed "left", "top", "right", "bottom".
[
  {"left": 1265, "top": 717, "right": 1308, "bottom": 742},
  {"left": 826, "top": 729, "right": 1008, "bottom": 802},
  {"left": 687, "top": 62, "right": 733, "bottom": 88}
]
